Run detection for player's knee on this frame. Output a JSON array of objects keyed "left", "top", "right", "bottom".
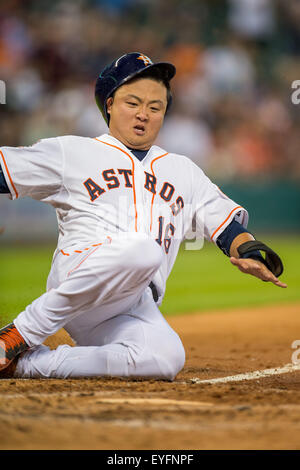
[
  {"left": 174, "top": 343, "right": 186, "bottom": 376},
  {"left": 162, "top": 343, "right": 186, "bottom": 380},
  {"left": 150, "top": 340, "right": 185, "bottom": 381},
  {"left": 120, "top": 233, "right": 163, "bottom": 273},
  {"left": 134, "top": 236, "right": 163, "bottom": 272}
]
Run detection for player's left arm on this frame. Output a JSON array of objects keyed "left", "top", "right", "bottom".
[
  {"left": 217, "top": 220, "right": 287, "bottom": 288},
  {"left": 190, "top": 164, "right": 287, "bottom": 288},
  {"left": 229, "top": 232, "right": 287, "bottom": 288}
]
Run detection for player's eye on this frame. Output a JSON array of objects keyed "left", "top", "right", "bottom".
[{"left": 127, "top": 101, "right": 137, "bottom": 106}]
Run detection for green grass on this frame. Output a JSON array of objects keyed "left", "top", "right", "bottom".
[
  {"left": 0, "top": 244, "right": 56, "bottom": 326},
  {"left": 0, "top": 236, "right": 299, "bottom": 326},
  {"left": 160, "top": 235, "right": 300, "bottom": 315}
]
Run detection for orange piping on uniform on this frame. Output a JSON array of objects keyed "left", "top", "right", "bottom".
[
  {"left": 94, "top": 138, "right": 138, "bottom": 232},
  {"left": 67, "top": 244, "right": 102, "bottom": 276},
  {"left": 62, "top": 242, "right": 104, "bottom": 256},
  {"left": 61, "top": 249, "right": 70, "bottom": 256},
  {"left": 149, "top": 153, "right": 168, "bottom": 231},
  {"left": 210, "top": 206, "right": 243, "bottom": 241},
  {"left": 0, "top": 150, "right": 19, "bottom": 199}
]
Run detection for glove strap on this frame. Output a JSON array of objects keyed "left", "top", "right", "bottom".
[{"left": 237, "top": 240, "right": 284, "bottom": 277}]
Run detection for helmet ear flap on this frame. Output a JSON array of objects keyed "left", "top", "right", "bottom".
[{"left": 95, "top": 75, "right": 118, "bottom": 124}]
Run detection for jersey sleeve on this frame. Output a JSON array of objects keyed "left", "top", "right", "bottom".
[
  {"left": 192, "top": 165, "right": 249, "bottom": 244},
  {"left": 0, "top": 138, "right": 63, "bottom": 202}
]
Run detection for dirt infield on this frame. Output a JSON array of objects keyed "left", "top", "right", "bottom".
[{"left": 1, "top": 302, "right": 300, "bottom": 450}]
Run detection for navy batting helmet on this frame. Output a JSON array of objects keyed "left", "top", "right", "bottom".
[{"left": 95, "top": 52, "right": 176, "bottom": 125}]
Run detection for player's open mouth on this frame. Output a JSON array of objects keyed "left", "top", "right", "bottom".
[{"left": 133, "top": 125, "right": 145, "bottom": 135}]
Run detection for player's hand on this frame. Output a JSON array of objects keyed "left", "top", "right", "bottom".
[{"left": 230, "top": 257, "right": 287, "bottom": 288}]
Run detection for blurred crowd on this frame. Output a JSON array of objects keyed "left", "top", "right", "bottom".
[{"left": 0, "top": 0, "right": 299, "bottom": 182}]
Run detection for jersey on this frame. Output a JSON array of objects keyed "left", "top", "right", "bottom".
[{"left": 0, "top": 133, "right": 248, "bottom": 304}]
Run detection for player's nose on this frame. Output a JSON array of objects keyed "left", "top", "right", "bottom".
[{"left": 136, "top": 106, "right": 149, "bottom": 121}]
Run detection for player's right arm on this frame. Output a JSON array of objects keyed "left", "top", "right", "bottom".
[{"left": 0, "top": 138, "right": 63, "bottom": 202}]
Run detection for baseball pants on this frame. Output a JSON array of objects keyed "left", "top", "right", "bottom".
[{"left": 14, "top": 232, "right": 185, "bottom": 380}]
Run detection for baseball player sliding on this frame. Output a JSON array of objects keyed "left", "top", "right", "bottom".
[{"left": 0, "top": 52, "right": 286, "bottom": 380}]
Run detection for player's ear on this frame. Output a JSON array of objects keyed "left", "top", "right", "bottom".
[{"left": 106, "top": 96, "right": 114, "bottom": 115}]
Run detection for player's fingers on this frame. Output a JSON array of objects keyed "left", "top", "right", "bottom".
[
  {"left": 259, "top": 267, "right": 288, "bottom": 288},
  {"left": 250, "top": 263, "right": 287, "bottom": 287},
  {"left": 231, "top": 257, "right": 271, "bottom": 278},
  {"left": 230, "top": 257, "right": 288, "bottom": 288},
  {"left": 273, "top": 279, "right": 288, "bottom": 288}
]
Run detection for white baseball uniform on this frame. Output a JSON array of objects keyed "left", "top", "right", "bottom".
[{"left": 0, "top": 133, "right": 248, "bottom": 379}]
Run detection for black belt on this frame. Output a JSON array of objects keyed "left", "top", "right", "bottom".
[{"left": 149, "top": 282, "right": 159, "bottom": 302}]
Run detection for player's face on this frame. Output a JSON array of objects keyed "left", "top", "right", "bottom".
[{"left": 106, "top": 78, "right": 168, "bottom": 150}]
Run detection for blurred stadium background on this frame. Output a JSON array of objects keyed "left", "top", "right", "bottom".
[
  {"left": 0, "top": 0, "right": 299, "bottom": 241},
  {"left": 0, "top": 0, "right": 299, "bottom": 320}
]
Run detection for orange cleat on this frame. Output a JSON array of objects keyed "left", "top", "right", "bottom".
[{"left": 0, "top": 323, "right": 28, "bottom": 372}]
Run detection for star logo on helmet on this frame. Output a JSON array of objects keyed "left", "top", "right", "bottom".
[{"left": 137, "top": 54, "right": 153, "bottom": 66}]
